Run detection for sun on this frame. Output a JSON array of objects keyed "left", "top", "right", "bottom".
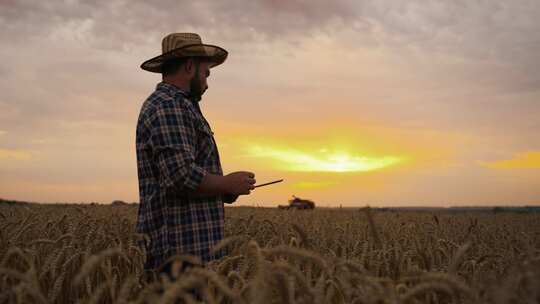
[{"left": 247, "top": 145, "right": 402, "bottom": 172}]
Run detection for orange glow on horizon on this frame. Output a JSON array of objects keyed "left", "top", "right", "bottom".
[
  {"left": 483, "top": 151, "right": 540, "bottom": 169},
  {"left": 0, "top": 148, "right": 32, "bottom": 160}
]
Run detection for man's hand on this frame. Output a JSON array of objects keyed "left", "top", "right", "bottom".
[
  {"left": 194, "top": 171, "right": 255, "bottom": 201},
  {"left": 222, "top": 193, "right": 239, "bottom": 204},
  {"left": 223, "top": 171, "right": 256, "bottom": 195}
]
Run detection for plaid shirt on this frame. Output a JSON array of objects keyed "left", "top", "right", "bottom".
[{"left": 136, "top": 82, "right": 225, "bottom": 270}]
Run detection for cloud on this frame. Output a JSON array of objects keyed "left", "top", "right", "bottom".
[
  {"left": 483, "top": 151, "right": 540, "bottom": 169},
  {"left": 2, "top": 0, "right": 540, "bottom": 64},
  {"left": 1, "top": 0, "right": 538, "bottom": 129}
]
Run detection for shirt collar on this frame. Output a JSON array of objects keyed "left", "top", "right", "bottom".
[{"left": 156, "top": 81, "right": 190, "bottom": 99}]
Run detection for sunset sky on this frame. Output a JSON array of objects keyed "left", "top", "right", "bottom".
[{"left": 1, "top": 1, "right": 539, "bottom": 206}]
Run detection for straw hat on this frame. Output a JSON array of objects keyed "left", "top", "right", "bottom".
[{"left": 140, "top": 33, "right": 228, "bottom": 73}]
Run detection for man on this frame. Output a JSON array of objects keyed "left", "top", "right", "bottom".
[{"left": 136, "top": 33, "right": 255, "bottom": 277}]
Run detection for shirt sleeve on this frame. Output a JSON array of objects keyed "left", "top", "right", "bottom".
[{"left": 149, "top": 102, "right": 206, "bottom": 192}]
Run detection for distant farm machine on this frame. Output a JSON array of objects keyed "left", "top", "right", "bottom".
[{"left": 278, "top": 195, "right": 316, "bottom": 210}]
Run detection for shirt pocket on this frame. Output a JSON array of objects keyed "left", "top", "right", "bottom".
[{"left": 195, "top": 123, "right": 216, "bottom": 160}]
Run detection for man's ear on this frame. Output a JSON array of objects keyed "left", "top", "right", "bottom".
[{"left": 184, "top": 58, "right": 195, "bottom": 74}]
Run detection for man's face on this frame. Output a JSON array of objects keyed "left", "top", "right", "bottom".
[{"left": 189, "top": 60, "right": 211, "bottom": 102}]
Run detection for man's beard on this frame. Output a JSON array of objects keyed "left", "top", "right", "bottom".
[
  {"left": 188, "top": 64, "right": 206, "bottom": 102},
  {"left": 189, "top": 76, "right": 204, "bottom": 102}
]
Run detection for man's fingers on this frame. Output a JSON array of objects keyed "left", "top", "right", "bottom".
[{"left": 246, "top": 178, "right": 256, "bottom": 185}]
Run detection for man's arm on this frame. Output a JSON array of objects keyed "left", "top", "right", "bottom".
[
  {"left": 150, "top": 102, "right": 255, "bottom": 200},
  {"left": 194, "top": 171, "right": 256, "bottom": 197}
]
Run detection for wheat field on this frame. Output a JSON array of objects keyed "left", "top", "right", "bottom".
[{"left": 0, "top": 203, "right": 539, "bottom": 304}]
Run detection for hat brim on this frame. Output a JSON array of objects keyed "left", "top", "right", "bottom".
[{"left": 140, "top": 44, "right": 228, "bottom": 73}]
